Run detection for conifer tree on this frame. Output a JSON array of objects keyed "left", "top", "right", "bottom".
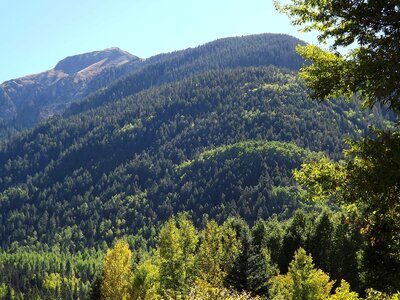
[
  {"left": 225, "top": 218, "right": 251, "bottom": 291},
  {"left": 248, "top": 220, "right": 278, "bottom": 296}
]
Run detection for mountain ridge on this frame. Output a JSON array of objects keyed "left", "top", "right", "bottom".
[{"left": 0, "top": 33, "right": 305, "bottom": 138}]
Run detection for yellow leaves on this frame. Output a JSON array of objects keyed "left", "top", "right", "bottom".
[
  {"left": 101, "top": 239, "right": 133, "bottom": 300},
  {"left": 197, "top": 220, "right": 225, "bottom": 287},
  {"left": 189, "top": 280, "right": 262, "bottom": 300},
  {"left": 131, "top": 259, "right": 160, "bottom": 300},
  {"left": 328, "top": 280, "right": 360, "bottom": 300},
  {"left": 43, "top": 272, "right": 62, "bottom": 291},
  {"left": 269, "top": 248, "right": 351, "bottom": 300},
  {"left": 269, "top": 274, "right": 294, "bottom": 300},
  {"left": 365, "top": 289, "right": 400, "bottom": 300},
  {"left": 156, "top": 214, "right": 198, "bottom": 297}
]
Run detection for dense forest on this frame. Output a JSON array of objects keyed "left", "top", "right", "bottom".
[
  {"left": 0, "top": 66, "right": 383, "bottom": 252},
  {"left": 0, "top": 210, "right": 363, "bottom": 299},
  {"left": 0, "top": 33, "right": 304, "bottom": 139},
  {"left": 0, "top": 9, "right": 399, "bottom": 299}
]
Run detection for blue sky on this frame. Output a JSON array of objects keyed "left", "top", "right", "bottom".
[{"left": 0, "top": 0, "right": 318, "bottom": 83}]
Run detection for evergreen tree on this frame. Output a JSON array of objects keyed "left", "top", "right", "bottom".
[
  {"left": 225, "top": 218, "right": 251, "bottom": 292},
  {"left": 89, "top": 275, "right": 102, "bottom": 300},
  {"left": 248, "top": 221, "right": 278, "bottom": 296},
  {"left": 309, "top": 210, "right": 333, "bottom": 273},
  {"left": 4, "top": 286, "right": 15, "bottom": 300},
  {"left": 279, "top": 210, "right": 309, "bottom": 272}
]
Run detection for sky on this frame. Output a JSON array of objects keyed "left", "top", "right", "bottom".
[{"left": 0, "top": 0, "right": 319, "bottom": 83}]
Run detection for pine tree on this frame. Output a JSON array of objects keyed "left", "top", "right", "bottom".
[
  {"left": 225, "top": 218, "right": 251, "bottom": 291},
  {"left": 248, "top": 221, "right": 278, "bottom": 296}
]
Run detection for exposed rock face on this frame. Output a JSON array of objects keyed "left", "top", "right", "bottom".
[{"left": 0, "top": 48, "right": 139, "bottom": 129}]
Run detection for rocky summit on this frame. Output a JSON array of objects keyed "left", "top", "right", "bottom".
[{"left": 0, "top": 47, "right": 139, "bottom": 131}]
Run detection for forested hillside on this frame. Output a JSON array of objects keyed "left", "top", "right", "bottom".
[
  {"left": 0, "top": 33, "right": 304, "bottom": 139},
  {"left": 0, "top": 31, "right": 394, "bottom": 299},
  {"left": 0, "top": 66, "right": 381, "bottom": 252},
  {"left": 65, "top": 33, "right": 306, "bottom": 116}
]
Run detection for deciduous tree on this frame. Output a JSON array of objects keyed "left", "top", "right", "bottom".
[
  {"left": 100, "top": 239, "right": 133, "bottom": 300},
  {"left": 277, "top": 0, "right": 400, "bottom": 292},
  {"left": 269, "top": 247, "right": 334, "bottom": 300}
]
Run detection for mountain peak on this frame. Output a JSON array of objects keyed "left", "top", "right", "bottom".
[{"left": 54, "top": 47, "right": 138, "bottom": 74}]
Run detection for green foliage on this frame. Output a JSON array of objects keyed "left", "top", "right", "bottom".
[
  {"left": 0, "top": 33, "right": 306, "bottom": 138},
  {"left": 0, "top": 66, "right": 378, "bottom": 253},
  {"left": 277, "top": 0, "right": 400, "bottom": 293},
  {"left": 329, "top": 280, "right": 360, "bottom": 300},
  {"left": 66, "top": 33, "right": 305, "bottom": 117},
  {"left": 196, "top": 220, "right": 225, "bottom": 287},
  {"left": 275, "top": 0, "right": 400, "bottom": 113},
  {"left": 294, "top": 132, "right": 400, "bottom": 291},
  {"left": 0, "top": 30, "right": 391, "bottom": 298},
  {"left": 248, "top": 221, "right": 279, "bottom": 296},
  {"left": 156, "top": 214, "right": 198, "bottom": 298},
  {"left": 365, "top": 289, "right": 400, "bottom": 300},
  {"left": 270, "top": 247, "right": 334, "bottom": 300},
  {"left": 43, "top": 272, "right": 62, "bottom": 291},
  {"left": 101, "top": 239, "right": 133, "bottom": 300},
  {"left": 0, "top": 283, "right": 7, "bottom": 299},
  {"left": 189, "top": 282, "right": 262, "bottom": 300},
  {"left": 130, "top": 259, "right": 160, "bottom": 300},
  {"left": 0, "top": 249, "right": 100, "bottom": 299}
]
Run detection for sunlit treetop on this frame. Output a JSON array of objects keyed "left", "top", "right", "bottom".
[{"left": 275, "top": 0, "right": 400, "bottom": 113}]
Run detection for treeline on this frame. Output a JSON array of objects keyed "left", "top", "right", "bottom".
[
  {"left": 1, "top": 33, "right": 305, "bottom": 138},
  {"left": 0, "top": 208, "right": 365, "bottom": 299},
  {"left": 0, "top": 250, "right": 103, "bottom": 299},
  {"left": 0, "top": 67, "right": 384, "bottom": 251},
  {"left": 4, "top": 208, "right": 399, "bottom": 299},
  {"left": 93, "top": 212, "right": 399, "bottom": 299}
]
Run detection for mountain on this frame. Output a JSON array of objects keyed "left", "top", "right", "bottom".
[
  {"left": 0, "top": 33, "right": 388, "bottom": 299},
  {"left": 0, "top": 33, "right": 305, "bottom": 138},
  {"left": 65, "top": 33, "right": 306, "bottom": 117},
  {"left": 0, "top": 65, "right": 382, "bottom": 251},
  {"left": 0, "top": 47, "right": 140, "bottom": 136}
]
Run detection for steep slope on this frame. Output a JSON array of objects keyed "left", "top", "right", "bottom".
[
  {"left": 67, "top": 33, "right": 305, "bottom": 116},
  {"left": 0, "top": 48, "right": 140, "bottom": 136},
  {"left": 0, "top": 34, "right": 305, "bottom": 139},
  {"left": 0, "top": 66, "right": 381, "bottom": 250}
]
